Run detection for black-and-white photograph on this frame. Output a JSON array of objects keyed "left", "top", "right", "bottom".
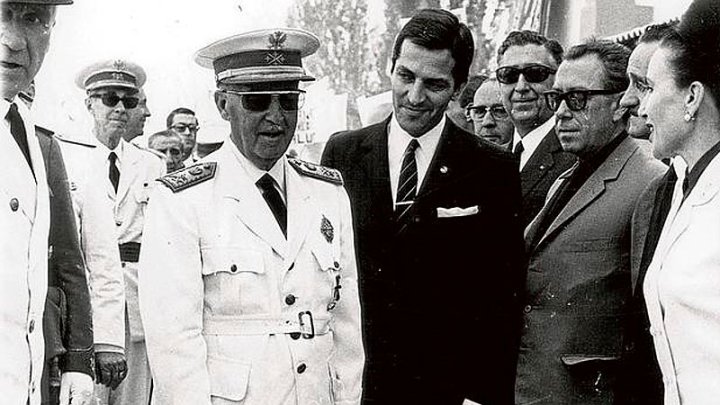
[{"left": 1, "top": 0, "right": 710, "bottom": 404}]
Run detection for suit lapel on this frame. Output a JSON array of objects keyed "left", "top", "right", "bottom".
[
  {"left": 285, "top": 162, "right": 314, "bottom": 267},
  {"left": 536, "top": 137, "right": 638, "bottom": 248},
  {"left": 116, "top": 143, "right": 139, "bottom": 205},
  {"left": 218, "top": 146, "right": 287, "bottom": 258},
  {"left": 415, "top": 121, "right": 467, "bottom": 201},
  {"left": 656, "top": 155, "right": 720, "bottom": 264},
  {"left": 521, "top": 130, "right": 562, "bottom": 196},
  {"left": 358, "top": 119, "right": 394, "bottom": 218}
]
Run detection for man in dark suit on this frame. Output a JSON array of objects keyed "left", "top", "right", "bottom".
[
  {"left": 322, "top": 9, "right": 525, "bottom": 405},
  {"left": 614, "top": 23, "right": 676, "bottom": 405},
  {"left": 36, "top": 127, "right": 95, "bottom": 405},
  {"left": 515, "top": 39, "right": 665, "bottom": 404},
  {"left": 496, "top": 31, "right": 576, "bottom": 226}
]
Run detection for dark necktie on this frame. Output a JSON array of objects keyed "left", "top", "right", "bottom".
[
  {"left": 257, "top": 173, "right": 287, "bottom": 237},
  {"left": 6, "top": 103, "right": 33, "bottom": 172},
  {"left": 396, "top": 139, "right": 420, "bottom": 222},
  {"left": 513, "top": 141, "right": 524, "bottom": 161},
  {"left": 109, "top": 151, "right": 120, "bottom": 192}
]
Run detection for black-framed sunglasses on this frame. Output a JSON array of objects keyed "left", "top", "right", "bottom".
[
  {"left": 90, "top": 92, "right": 139, "bottom": 109},
  {"left": 170, "top": 124, "right": 200, "bottom": 133},
  {"left": 543, "top": 89, "right": 621, "bottom": 112},
  {"left": 466, "top": 104, "right": 509, "bottom": 121},
  {"left": 222, "top": 90, "right": 306, "bottom": 112},
  {"left": 495, "top": 64, "right": 557, "bottom": 84}
]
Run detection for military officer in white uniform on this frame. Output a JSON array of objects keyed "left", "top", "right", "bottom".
[
  {"left": 75, "top": 60, "right": 165, "bottom": 405},
  {"left": 139, "top": 28, "right": 365, "bottom": 405},
  {"left": 2, "top": 0, "right": 96, "bottom": 403}
]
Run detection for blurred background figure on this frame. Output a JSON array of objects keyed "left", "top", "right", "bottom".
[
  {"left": 166, "top": 107, "right": 199, "bottom": 165},
  {"left": 148, "top": 130, "right": 185, "bottom": 172},
  {"left": 467, "top": 77, "right": 514, "bottom": 148},
  {"left": 446, "top": 74, "right": 486, "bottom": 133}
]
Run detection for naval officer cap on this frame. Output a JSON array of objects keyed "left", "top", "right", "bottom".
[
  {"left": 75, "top": 59, "right": 146, "bottom": 94},
  {"left": 195, "top": 28, "right": 320, "bottom": 85}
]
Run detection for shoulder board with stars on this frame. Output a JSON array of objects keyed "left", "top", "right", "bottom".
[
  {"left": 158, "top": 162, "right": 217, "bottom": 193},
  {"left": 288, "top": 158, "right": 343, "bottom": 185},
  {"left": 53, "top": 133, "right": 97, "bottom": 148}
]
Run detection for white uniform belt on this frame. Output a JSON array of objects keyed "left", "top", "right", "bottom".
[{"left": 203, "top": 315, "right": 332, "bottom": 336}]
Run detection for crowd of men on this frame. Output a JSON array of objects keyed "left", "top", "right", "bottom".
[{"left": 3, "top": 0, "right": 720, "bottom": 404}]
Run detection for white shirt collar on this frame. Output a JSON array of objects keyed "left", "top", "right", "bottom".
[
  {"left": 96, "top": 137, "right": 126, "bottom": 167},
  {"left": 513, "top": 116, "right": 556, "bottom": 171},
  {"left": 388, "top": 113, "right": 445, "bottom": 205},
  {"left": 230, "top": 141, "right": 286, "bottom": 200}
]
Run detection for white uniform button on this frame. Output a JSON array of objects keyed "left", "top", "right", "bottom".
[
  {"left": 297, "top": 363, "right": 307, "bottom": 374},
  {"left": 29, "top": 319, "right": 35, "bottom": 334},
  {"left": 9, "top": 198, "right": 19, "bottom": 212}
]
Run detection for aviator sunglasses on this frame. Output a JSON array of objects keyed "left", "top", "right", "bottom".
[
  {"left": 543, "top": 89, "right": 621, "bottom": 112},
  {"left": 222, "top": 90, "right": 306, "bottom": 112},
  {"left": 90, "top": 92, "right": 140, "bottom": 109},
  {"left": 495, "top": 64, "right": 557, "bottom": 85}
]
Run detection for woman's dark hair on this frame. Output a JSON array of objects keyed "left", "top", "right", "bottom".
[{"left": 661, "top": 0, "right": 720, "bottom": 107}]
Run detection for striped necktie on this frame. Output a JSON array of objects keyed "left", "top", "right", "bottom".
[{"left": 395, "top": 139, "right": 420, "bottom": 222}]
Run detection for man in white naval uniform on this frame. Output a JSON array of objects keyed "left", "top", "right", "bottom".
[
  {"left": 75, "top": 59, "right": 165, "bottom": 405},
  {"left": 139, "top": 28, "right": 364, "bottom": 405},
  {"left": 2, "top": 0, "right": 94, "bottom": 403}
]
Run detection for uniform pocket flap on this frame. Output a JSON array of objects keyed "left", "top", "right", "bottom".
[
  {"left": 312, "top": 248, "right": 337, "bottom": 272},
  {"left": 201, "top": 248, "right": 265, "bottom": 275},
  {"left": 207, "top": 355, "right": 251, "bottom": 401}
]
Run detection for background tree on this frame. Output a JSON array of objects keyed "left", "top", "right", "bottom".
[{"left": 288, "top": 0, "right": 372, "bottom": 129}]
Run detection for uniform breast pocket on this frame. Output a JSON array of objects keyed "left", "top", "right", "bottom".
[
  {"left": 134, "top": 182, "right": 153, "bottom": 205},
  {"left": 201, "top": 247, "right": 269, "bottom": 315}
]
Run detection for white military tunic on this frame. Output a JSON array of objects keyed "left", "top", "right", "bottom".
[
  {"left": 0, "top": 100, "right": 50, "bottom": 404},
  {"left": 139, "top": 142, "right": 364, "bottom": 405}
]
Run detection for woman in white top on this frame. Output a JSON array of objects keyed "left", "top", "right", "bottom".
[{"left": 638, "top": 0, "right": 720, "bottom": 403}]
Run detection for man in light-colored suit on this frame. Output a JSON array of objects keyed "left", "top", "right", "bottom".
[
  {"left": 139, "top": 28, "right": 364, "bottom": 405},
  {"left": 515, "top": 39, "right": 665, "bottom": 404},
  {"left": 75, "top": 59, "right": 165, "bottom": 405}
]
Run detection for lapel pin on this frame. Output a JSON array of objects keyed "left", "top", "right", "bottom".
[
  {"left": 540, "top": 165, "right": 546, "bottom": 170},
  {"left": 440, "top": 165, "right": 449, "bottom": 174},
  {"left": 321, "top": 215, "right": 334, "bottom": 243}
]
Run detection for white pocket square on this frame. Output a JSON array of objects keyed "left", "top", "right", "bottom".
[{"left": 436, "top": 205, "right": 479, "bottom": 218}]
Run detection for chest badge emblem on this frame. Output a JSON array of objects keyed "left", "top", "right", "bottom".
[{"left": 321, "top": 215, "right": 334, "bottom": 243}]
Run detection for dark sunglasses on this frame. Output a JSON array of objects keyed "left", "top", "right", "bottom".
[
  {"left": 170, "top": 124, "right": 199, "bottom": 133},
  {"left": 543, "top": 89, "right": 621, "bottom": 112},
  {"left": 90, "top": 92, "right": 139, "bottom": 109},
  {"left": 495, "top": 64, "right": 556, "bottom": 84},
  {"left": 222, "top": 90, "right": 305, "bottom": 112},
  {"left": 466, "top": 104, "right": 509, "bottom": 121}
]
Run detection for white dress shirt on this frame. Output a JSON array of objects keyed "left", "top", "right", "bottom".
[
  {"left": 512, "top": 117, "right": 556, "bottom": 171},
  {"left": 388, "top": 114, "right": 444, "bottom": 205},
  {"left": 232, "top": 145, "right": 286, "bottom": 204}
]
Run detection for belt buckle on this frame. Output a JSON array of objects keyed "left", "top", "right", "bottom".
[{"left": 298, "top": 311, "right": 315, "bottom": 339}]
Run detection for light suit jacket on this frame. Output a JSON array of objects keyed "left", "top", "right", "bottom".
[
  {"left": 644, "top": 153, "right": 720, "bottom": 405},
  {"left": 139, "top": 143, "right": 364, "bottom": 405},
  {"left": 58, "top": 136, "right": 126, "bottom": 350},
  {"left": 0, "top": 101, "right": 50, "bottom": 404},
  {"left": 109, "top": 141, "right": 164, "bottom": 341},
  {"left": 516, "top": 136, "right": 665, "bottom": 405}
]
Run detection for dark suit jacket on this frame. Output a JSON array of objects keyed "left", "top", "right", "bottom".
[
  {"left": 37, "top": 127, "right": 94, "bottom": 378},
  {"left": 519, "top": 129, "right": 576, "bottom": 227},
  {"left": 615, "top": 167, "right": 673, "bottom": 404},
  {"left": 322, "top": 117, "right": 526, "bottom": 405},
  {"left": 517, "top": 136, "right": 665, "bottom": 405}
]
